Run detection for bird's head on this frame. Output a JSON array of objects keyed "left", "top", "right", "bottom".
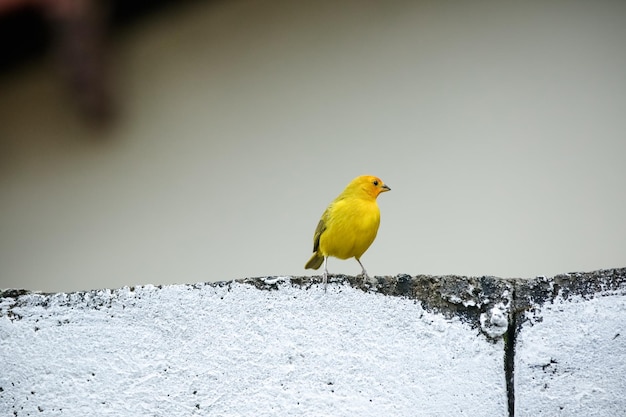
[{"left": 348, "top": 175, "right": 391, "bottom": 199}]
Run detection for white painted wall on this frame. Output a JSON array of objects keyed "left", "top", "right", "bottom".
[
  {"left": 2, "top": 274, "right": 624, "bottom": 416},
  {"left": 0, "top": 281, "right": 508, "bottom": 416},
  {"left": 516, "top": 293, "right": 626, "bottom": 416},
  {"left": 1, "top": 0, "right": 625, "bottom": 292}
]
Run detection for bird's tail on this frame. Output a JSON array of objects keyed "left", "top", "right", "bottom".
[{"left": 305, "top": 253, "right": 324, "bottom": 270}]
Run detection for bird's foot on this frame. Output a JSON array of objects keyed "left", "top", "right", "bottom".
[{"left": 358, "top": 271, "right": 376, "bottom": 287}]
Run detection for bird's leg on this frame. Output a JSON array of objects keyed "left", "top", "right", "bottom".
[
  {"left": 356, "top": 258, "right": 370, "bottom": 284},
  {"left": 356, "top": 258, "right": 369, "bottom": 277},
  {"left": 322, "top": 256, "right": 328, "bottom": 292}
]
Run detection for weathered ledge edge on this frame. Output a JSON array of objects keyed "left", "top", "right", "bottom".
[{"left": 1, "top": 268, "right": 625, "bottom": 340}]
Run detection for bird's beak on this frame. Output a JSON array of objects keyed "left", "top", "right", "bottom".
[{"left": 381, "top": 184, "right": 391, "bottom": 192}]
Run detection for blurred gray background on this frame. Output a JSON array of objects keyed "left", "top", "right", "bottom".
[{"left": 1, "top": 0, "right": 625, "bottom": 293}]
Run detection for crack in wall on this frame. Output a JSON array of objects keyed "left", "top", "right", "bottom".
[{"left": 504, "top": 284, "right": 518, "bottom": 417}]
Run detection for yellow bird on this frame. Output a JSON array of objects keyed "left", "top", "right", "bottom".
[{"left": 305, "top": 175, "right": 391, "bottom": 287}]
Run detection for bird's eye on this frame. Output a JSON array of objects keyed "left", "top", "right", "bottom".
[{"left": 373, "top": 180, "right": 379, "bottom": 186}]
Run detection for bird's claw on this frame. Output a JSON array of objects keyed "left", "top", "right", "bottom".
[{"left": 359, "top": 273, "right": 376, "bottom": 287}]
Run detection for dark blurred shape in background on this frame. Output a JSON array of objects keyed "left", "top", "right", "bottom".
[{"left": 0, "top": 0, "right": 189, "bottom": 125}]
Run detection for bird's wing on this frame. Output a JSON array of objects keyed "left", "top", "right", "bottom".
[{"left": 312, "top": 216, "right": 327, "bottom": 253}]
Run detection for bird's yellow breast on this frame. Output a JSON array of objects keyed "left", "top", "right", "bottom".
[{"left": 318, "top": 197, "right": 381, "bottom": 260}]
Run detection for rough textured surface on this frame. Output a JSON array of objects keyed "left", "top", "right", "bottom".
[
  {"left": 249, "top": 274, "right": 514, "bottom": 338},
  {"left": 0, "top": 279, "right": 507, "bottom": 417},
  {"left": 514, "top": 269, "right": 626, "bottom": 416},
  {"left": 1, "top": 269, "right": 624, "bottom": 416},
  {"left": 514, "top": 268, "right": 626, "bottom": 311},
  {"left": 515, "top": 293, "right": 625, "bottom": 416}
]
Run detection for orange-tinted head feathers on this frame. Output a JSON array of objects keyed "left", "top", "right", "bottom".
[{"left": 343, "top": 175, "right": 391, "bottom": 199}]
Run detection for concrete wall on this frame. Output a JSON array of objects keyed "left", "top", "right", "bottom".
[{"left": 1, "top": 268, "right": 624, "bottom": 416}]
